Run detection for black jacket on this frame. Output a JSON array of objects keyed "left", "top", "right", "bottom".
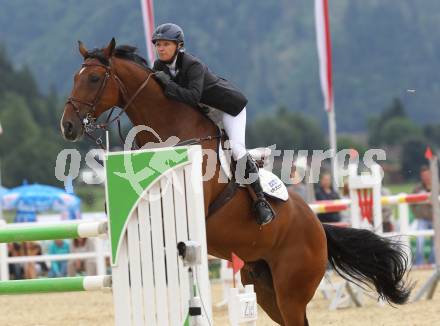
[
  {"left": 315, "top": 187, "right": 342, "bottom": 223},
  {"left": 153, "top": 52, "right": 247, "bottom": 116}
]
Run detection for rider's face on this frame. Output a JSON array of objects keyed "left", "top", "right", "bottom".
[{"left": 155, "top": 40, "right": 178, "bottom": 62}]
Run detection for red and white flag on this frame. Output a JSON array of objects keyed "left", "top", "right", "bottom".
[
  {"left": 228, "top": 253, "right": 244, "bottom": 288},
  {"left": 315, "top": 0, "right": 334, "bottom": 112},
  {"left": 140, "top": 0, "right": 156, "bottom": 66}
]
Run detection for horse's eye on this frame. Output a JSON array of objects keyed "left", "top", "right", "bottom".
[{"left": 89, "top": 75, "right": 100, "bottom": 83}]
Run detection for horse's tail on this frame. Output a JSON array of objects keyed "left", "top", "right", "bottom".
[{"left": 323, "top": 224, "right": 412, "bottom": 304}]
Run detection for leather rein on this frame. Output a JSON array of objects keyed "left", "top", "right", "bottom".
[{"left": 66, "top": 61, "right": 221, "bottom": 149}]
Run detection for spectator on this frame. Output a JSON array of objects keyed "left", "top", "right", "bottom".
[
  {"left": 411, "top": 165, "right": 434, "bottom": 265},
  {"left": 10, "top": 242, "right": 43, "bottom": 279},
  {"left": 29, "top": 242, "right": 49, "bottom": 277},
  {"left": 339, "top": 178, "right": 351, "bottom": 224},
  {"left": 315, "top": 172, "right": 341, "bottom": 223},
  {"left": 287, "top": 166, "right": 308, "bottom": 201},
  {"left": 68, "top": 238, "right": 97, "bottom": 276},
  {"left": 48, "top": 239, "right": 70, "bottom": 277},
  {"left": 381, "top": 186, "right": 393, "bottom": 232},
  {"left": 8, "top": 243, "right": 24, "bottom": 279},
  {"left": 9, "top": 242, "right": 47, "bottom": 280}
]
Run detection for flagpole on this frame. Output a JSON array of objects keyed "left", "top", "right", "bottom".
[
  {"left": 328, "top": 109, "right": 338, "bottom": 187},
  {"left": 140, "top": 0, "right": 155, "bottom": 67},
  {"left": 315, "top": 0, "right": 339, "bottom": 188}
]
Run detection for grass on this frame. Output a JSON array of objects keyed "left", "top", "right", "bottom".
[
  {"left": 75, "top": 185, "right": 106, "bottom": 212},
  {"left": 385, "top": 182, "right": 416, "bottom": 195}
]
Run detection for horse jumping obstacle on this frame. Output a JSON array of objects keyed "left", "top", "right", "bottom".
[
  {"left": 0, "top": 275, "right": 111, "bottom": 294},
  {"left": 315, "top": 158, "right": 440, "bottom": 308},
  {"left": 0, "top": 145, "right": 214, "bottom": 326},
  {"left": 0, "top": 219, "right": 108, "bottom": 283},
  {"left": 0, "top": 220, "right": 107, "bottom": 243},
  {"left": 105, "top": 145, "right": 212, "bottom": 325}
]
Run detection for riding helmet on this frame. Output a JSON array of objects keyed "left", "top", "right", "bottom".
[{"left": 152, "top": 23, "right": 184, "bottom": 45}]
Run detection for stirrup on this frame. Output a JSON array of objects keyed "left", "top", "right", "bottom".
[{"left": 254, "top": 198, "right": 275, "bottom": 225}]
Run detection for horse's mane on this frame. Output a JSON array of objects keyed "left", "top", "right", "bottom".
[{"left": 86, "top": 45, "right": 152, "bottom": 71}]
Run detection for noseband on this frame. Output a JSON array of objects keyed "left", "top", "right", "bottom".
[{"left": 66, "top": 61, "right": 153, "bottom": 146}]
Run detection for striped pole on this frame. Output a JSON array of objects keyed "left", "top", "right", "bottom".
[
  {"left": 0, "top": 221, "right": 107, "bottom": 243},
  {"left": 0, "top": 275, "right": 111, "bottom": 295},
  {"left": 310, "top": 193, "right": 432, "bottom": 214},
  {"left": 380, "top": 193, "right": 430, "bottom": 205},
  {"left": 309, "top": 199, "right": 351, "bottom": 214}
]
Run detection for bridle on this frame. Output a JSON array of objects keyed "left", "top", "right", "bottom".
[{"left": 66, "top": 61, "right": 153, "bottom": 148}]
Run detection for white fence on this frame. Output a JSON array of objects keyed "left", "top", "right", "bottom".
[{"left": 0, "top": 212, "right": 109, "bottom": 280}]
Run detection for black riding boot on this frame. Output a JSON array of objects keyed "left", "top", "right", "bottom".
[{"left": 243, "top": 155, "right": 276, "bottom": 225}]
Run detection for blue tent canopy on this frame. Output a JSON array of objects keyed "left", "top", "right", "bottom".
[
  {"left": 0, "top": 187, "right": 8, "bottom": 198},
  {"left": 2, "top": 184, "right": 81, "bottom": 222}
]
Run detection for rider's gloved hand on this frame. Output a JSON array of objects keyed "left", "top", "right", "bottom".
[{"left": 154, "top": 71, "right": 171, "bottom": 86}]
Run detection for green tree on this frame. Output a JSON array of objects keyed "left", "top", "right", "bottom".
[
  {"left": 337, "top": 136, "right": 367, "bottom": 155},
  {"left": 247, "top": 107, "right": 327, "bottom": 150},
  {"left": 14, "top": 66, "right": 39, "bottom": 101},
  {"left": 2, "top": 134, "right": 63, "bottom": 186},
  {"left": 0, "top": 52, "right": 68, "bottom": 186},
  {"left": 424, "top": 124, "right": 440, "bottom": 149},
  {"left": 3, "top": 1, "right": 440, "bottom": 131},
  {"left": 401, "top": 137, "right": 430, "bottom": 180},
  {"left": 380, "top": 117, "right": 422, "bottom": 146},
  {"left": 368, "top": 98, "right": 407, "bottom": 146},
  {"left": 0, "top": 92, "right": 39, "bottom": 154}
]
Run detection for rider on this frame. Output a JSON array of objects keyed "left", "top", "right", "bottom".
[{"left": 152, "top": 23, "right": 275, "bottom": 225}]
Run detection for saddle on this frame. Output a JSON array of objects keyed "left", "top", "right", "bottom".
[{"left": 197, "top": 104, "right": 288, "bottom": 217}]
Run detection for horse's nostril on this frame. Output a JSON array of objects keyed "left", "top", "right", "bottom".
[{"left": 63, "top": 121, "right": 73, "bottom": 134}]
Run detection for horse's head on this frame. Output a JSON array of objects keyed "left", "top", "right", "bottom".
[{"left": 61, "top": 38, "right": 122, "bottom": 141}]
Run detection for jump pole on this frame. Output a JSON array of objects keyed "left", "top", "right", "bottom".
[
  {"left": 0, "top": 221, "right": 107, "bottom": 243},
  {"left": 0, "top": 275, "right": 111, "bottom": 295}
]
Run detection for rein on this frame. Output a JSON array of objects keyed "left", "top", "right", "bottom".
[
  {"left": 66, "top": 60, "right": 221, "bottom": 149},
  {"left": 66, "top": 56, "right": 234, "bottom": 220}
]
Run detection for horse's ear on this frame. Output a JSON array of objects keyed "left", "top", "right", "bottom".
[
  {"left": 78, "top": 40, "right": 88, "bottom": 59},
  {"left": 103, "top": 38, "right": 116, "bottom": 59}
]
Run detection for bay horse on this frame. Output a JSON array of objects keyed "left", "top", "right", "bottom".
[{"left": 60, "top": 39, "right": 410, "bottom": 325}]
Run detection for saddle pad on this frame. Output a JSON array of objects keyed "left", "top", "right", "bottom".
[
  {"left": 258, "top": 168, "right": 289, "bottom": 201},
  {"left": 218, "top": 145, "right": 288, "bottom": 202}
]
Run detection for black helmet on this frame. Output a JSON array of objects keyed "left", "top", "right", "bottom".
[{"left": 152, "top": 23, "right": 184, "bottom": 45}]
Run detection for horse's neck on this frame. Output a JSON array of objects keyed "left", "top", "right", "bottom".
[{"left": 113, "top": 58, "right": 216, "bottom": 146}]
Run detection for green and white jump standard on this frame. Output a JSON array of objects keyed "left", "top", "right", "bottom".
[
  {"left": 105, "top": 145, "right": 212, "bottom": 326},
  {"left": 0, "top": 145, "right": 212, "bottom": 326}
]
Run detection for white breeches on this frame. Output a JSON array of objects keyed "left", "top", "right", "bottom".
[{"left": 222, "top": 107, "right": 247, "bottom": 160}]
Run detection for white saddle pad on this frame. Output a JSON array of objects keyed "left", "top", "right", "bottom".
[
  {"left": 258, "top": 168, "right": 289, "bottom": 201},
  {"left": 218, "top": 145, "right": 288, "bottom": 202}
]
